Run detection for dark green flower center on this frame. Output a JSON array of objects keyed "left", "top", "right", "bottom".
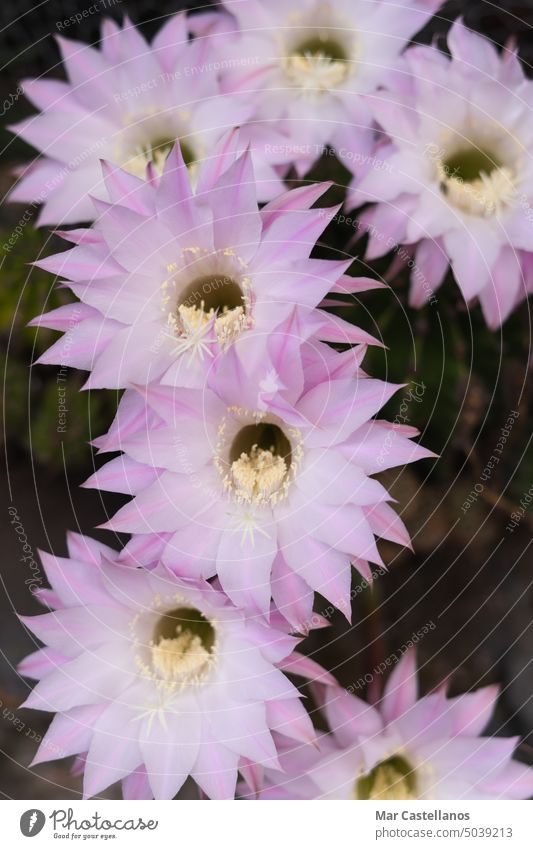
[
  {"left": 356, "top": 755, "right": 418, "bottom": 800},
  {"left": 153, "top": 607, "right": 215, "bottom": 654},
  {"left": 142, "top": 137, "right": 195, "bottom": 168},
  {"left": 443, "top": 148, "right": 501, "bottom": 184},
  {"left": 178, "top": 275, "right": 244, "bottom": 315},
  {"left": 293, "top": 32, "right": 347, "bottom": 62},
  {"left": 230, "top": 422, "right": 292, "bottom": 466}
]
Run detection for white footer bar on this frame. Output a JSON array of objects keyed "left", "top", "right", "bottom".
[{"left": 4, "top": 800, "right": 532, "bottom": 848}]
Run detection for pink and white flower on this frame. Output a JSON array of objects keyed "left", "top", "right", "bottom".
[
  {"left": 31, "top": 136, "right": 380, "bottom": 390},
  {"left": 352, "top": 20, "right": 533, "bottom": 326},
  {"left": 84, "top": 338, "right": 433, "bottom": 624},
  {"left": 18, "top": 535, "right": 328, "bottom": 800},
  {"left": 197, "top": 0, "right": 443, "bottom": 174},
  {"left": 257, "top": 651, "right": 533, "bottom": 800},
  {"left": 9, "top": 14, "right": 291, "bottom": 225}
]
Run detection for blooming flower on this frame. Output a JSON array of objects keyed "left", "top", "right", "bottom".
[
  {"left": 256, "top": 651, "right": 533, "bottom": 800},
  {"left": 9, "top": 14, "right": 292, "bottom": 225},
  {"left": 198, "top": 0, "right": 443, "bottom": 174},
  {"left": 352, "top": 20, "right": 533, "bottom": 326},
  {"left": 30, "top": 136, "right": 380, "bottom": 390},
  {"left": 84, "top": 337, "right": 433, "bottom": 625},
  {"left": 18, "top": 535, "right": 328, "bottom": 800}
]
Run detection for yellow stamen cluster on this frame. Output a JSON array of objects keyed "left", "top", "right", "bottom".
[
  {"left": 437, "top": 159, "right": 516, "bottom": 218},
  {"left": 160, "top": 251, "right": 253, "bottom": 355},
  {"left": 362, "top": 763, "right": 417, "bottom": 800},
  {"left": 166, "top": 301, "right": 249, "bottom": 352},
  {"left": 213, "top": 304, "right": 249, "bottom": 348},
  {"left": 131, "top": 598, "right": 217, "bottom": 694},
  {"left": 355, "top": 755, "right": 418, "bottom": 801},
  {"left": 231, "top": 445, "right": 289, "bottom": 503},
  {"left": 282, "top": 52, "right": 349, "bottom": 91},
  {"left": 123, "top": 144, "right": 172, "bottom": 180},
  {"left": 214, "top": 410, "right": 304, "bottom": 507},
  {"left": 151, "top": 629, "right": 211, "bottom": 684}
]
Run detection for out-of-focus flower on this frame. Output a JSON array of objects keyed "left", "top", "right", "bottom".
[
  {"left": 352, "top": 20, "right": 533, "bottom": 327},
  {"left": 30, "top": 136, "right": 380, "bottom": 390},
  {"left": 197, "top": 0, "right": 443, "bottom": 174},
  {"left": 9, "top": 15, "right": 292, "bottom": 225},
  {"left": 257, "top": 651, "right": 533, "bottom": 799},
  {"left": 84, "top": 339, "right": 433, "bottom": 625},
  {"left": 18, "top": 535, "right": 329, "bottom": 799}
]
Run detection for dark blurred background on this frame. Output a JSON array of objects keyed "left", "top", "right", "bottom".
[{"left": 1, "top": 0, "right": 533, "bottom": 799}]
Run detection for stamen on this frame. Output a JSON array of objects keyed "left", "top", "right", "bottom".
[
  {"left": 177, "top": 303, "right": 212, "bottom": 335},
  {"left": 231, "top": 445, "right": 288, "bottom": 502},
  {"left": 215, "top": 415, "right": 303, "bottom": 507},
  {"left": 151, "top": 631, "right": 210, "bottom": 682},
  {"left": 282, "top": 52, "right": 349, "bottom": 90},
  {"left": 213, "top": 305, "right": 248, "bottom": 348},
  {"left": 123, "top": 138, "right": 195, "bottom": 179},
  {"left": 437, "top": 147, "right": 516, "bottom": 217},
  {"left": 133, "top": 604, "right": 217, "bottom": 693},
  {"left": 283, "top": 24, "right": 352, "bottom": 90},
  {"left": 161, "top": 260, "right": 253, "bottom": 357},
  {"left": 294, "top": 34, "right": 348, "bottom": 62},
  {"left": 355, "top": 755, "right": 418, "bottom": 800}
]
